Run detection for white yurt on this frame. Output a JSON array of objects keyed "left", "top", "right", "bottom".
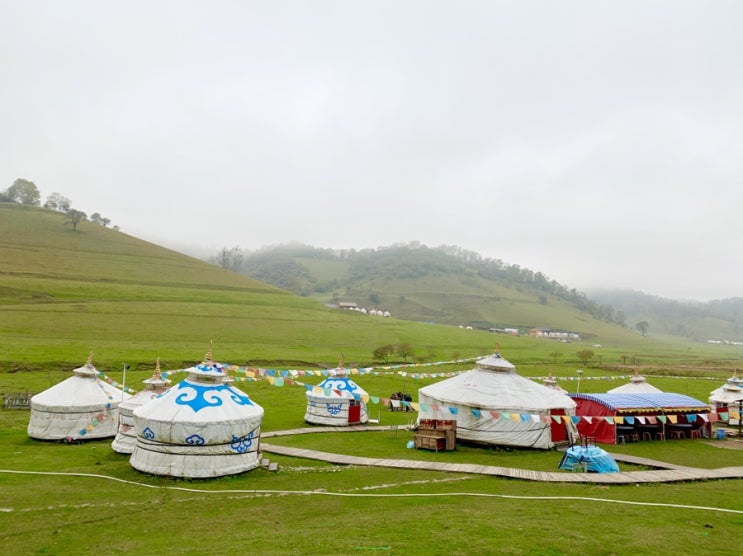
[
  {"left": 111, "top": 359, "right": 171, "bottom": 454},
  {"left": 129, "top": 348, "right": 264, "bottom": 478},
  {"left": 542, "top": 371, "right": 568, "bottom": 393},
  {"left": 709, "top": 373, "right": 743, "bottom": 424},
  {"left": 607, "top": 370, "right": 663, "bottom": 394},
  {"left": 418, "top": 352, "right": 577, "bottom": 449},
  {"left": 305, "top": 359, "right": 368, "bottom": 426},
  {"left": 28, "top": 353, "right": 131, "bottom": 441}
]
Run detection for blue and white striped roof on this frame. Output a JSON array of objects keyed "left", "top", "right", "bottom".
[{"left": 573, "top": 393, "right": 708, "bottom": 412}]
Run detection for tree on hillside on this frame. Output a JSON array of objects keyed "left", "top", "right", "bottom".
[
  {"left": 549, "top": 351, "right": 562, "bottom": 364},
  {"left": 395, "top": 342, "right": 414, "bottom": 362},
  {"left": 372, "top": 344, "right": 395, "bottom": 363},
  {"left": 5, "top": 179, "right": 41, "bottom": 206},
  {"left": 635, "top": 321, "right": 649, "bottom": 336},
  {"left": 44, "top": 192, "right": 72, "bottom": 212},
  {"left": 64, "top": 209, "right": 87, "bottom": 231},
  {"left": 576, "top": 349, "right": 594, "bottom": 365}
]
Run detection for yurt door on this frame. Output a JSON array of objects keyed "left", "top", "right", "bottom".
[
  {"left": 348, "top": 400, "right": 361, "bottom": 423},
  {"left": 550, "top": 409, "right": 567, "bottom": 442}
]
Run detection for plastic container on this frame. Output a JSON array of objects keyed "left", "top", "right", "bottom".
[{"left": 716, "top": 428, "right": 726, "bottom": 440}]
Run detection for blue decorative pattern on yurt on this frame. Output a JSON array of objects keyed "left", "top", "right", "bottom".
[
  {"left": 174, "top": 381, "right": 253, "bottom": 413},
  {"left": 326, "top": 403, "right": 343, "bottom": 415},
  {"left": 318, "top": 377, "right": 361, "bottom": 397},
  {"left": 230, "top": 430, "right": 255, "bottom": 453},
  {"left": 185, "top": 434, "right": 205, "bottom": 445}
]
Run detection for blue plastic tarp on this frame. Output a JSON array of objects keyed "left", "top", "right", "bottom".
[{"left": 559, "top": 445, "right": 620, "bottom": 473}]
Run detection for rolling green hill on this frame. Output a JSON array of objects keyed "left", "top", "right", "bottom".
[
  {"left": 0, "top": 204, "right": 510, "bottom": 372},
  {"left": 3, "top": 203, "right": 742, "bottom": 387},
  {"left": 236, "top": 243, "right": 633, "bottom": 338}
]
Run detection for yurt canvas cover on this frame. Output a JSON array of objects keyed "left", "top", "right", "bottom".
[
  {"left": 607, "top": 372, "right": 662, "bottom": 394},
  {"left": 111, "top": 361, "right": 170, "bottom": 454},
  {"left": 129, "top": 356, "right": 264, "bottom": 478},
  {"left": 28, "top": 356, "right": 130, "bottom": 441},
  {"left": 572, "top": 393, "right": 711, "bottom": 444},
  {"left": 305, "top": 375, "right": 369, "bottom": 426},
  {"left": 417, "top": 353, "right": 577, "bottom": 449}
]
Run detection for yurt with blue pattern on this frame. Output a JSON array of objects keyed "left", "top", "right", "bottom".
[
  {"left": 129, "top": 348, "right": 264, "bottom": 478},
  {"left": 27, "top": 353, "right": 131, "bottom": 441},
  {"left": 305, "top": 361, "right": 368, "bottom": 426}
]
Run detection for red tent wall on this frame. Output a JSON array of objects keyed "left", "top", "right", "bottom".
[
  {"left": 574, "top": 398, "right": 616, "bottom": 444},
  {"left": 550, "top": 408, "right": 567, "bottom": 442}
]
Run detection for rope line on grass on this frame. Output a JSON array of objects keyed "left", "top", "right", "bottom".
[{"left": 2, "top": 469, "right": 741, "bottom": 515}]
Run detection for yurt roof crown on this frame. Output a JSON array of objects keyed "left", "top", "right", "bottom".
[
  {"left": 73, "top": 352, "right": 98, "bottom": 378},
  {"left": 142, "top": 358, "right": 171, "bottom": 390}
]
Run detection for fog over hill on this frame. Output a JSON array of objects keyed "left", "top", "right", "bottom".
[{"left": 201, "top": 241, "right": 743, "bottom": 342}]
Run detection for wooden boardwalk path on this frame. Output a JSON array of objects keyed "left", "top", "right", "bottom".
[{"left": 261, "top": 426, "right": 743, "bottom": 484}]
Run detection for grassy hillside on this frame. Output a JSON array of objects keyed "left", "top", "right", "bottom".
[
  {"left": 2, "top": 203, "right": 742, "bottom": 385},
  {"left": 238, "top": 243, "right": 639, "bottom": 340},
  {"left": 0, "top": 204, "right": 506, "bottom": 373}
]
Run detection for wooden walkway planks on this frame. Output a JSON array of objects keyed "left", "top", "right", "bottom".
[{"left": 260, "top": 426, "right": 743, "bottom": 484}]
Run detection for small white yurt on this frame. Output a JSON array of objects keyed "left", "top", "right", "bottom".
[
  {"left": 542, "top": 371, "right": 568, "bottom": 394},
  {"left": 607, "top": 370, "right": 663, "bottom": 394},
  {"left": 418, "top": 352, "right": 576, "bottom": 449},
  {"left": 305, "top": 359, "right": 368, "bottom": 426},
  {"left": 129, "top": 347, "right": 264, "bottom": 478},
  {"left": 111, "top": 359, "right": 171, "bottom": 454},
  {"left": 709, "top": 372, "right": 743, "bottom": 424},
  {"left": 28, "top": 353, "right": 131, "bottom": 441}
]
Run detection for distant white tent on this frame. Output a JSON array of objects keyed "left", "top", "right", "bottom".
[
  {"left": 542, "top": 372, "right": 567, "bottom": 394},
  {"left": 709, "top": 372, "right": 743, "bottom": 424},
  {"left": 305, "top": 360, "right": 368, "bottom": 426},
  {"left": 112, "top": 359, "right": 171, "bottom": 454},
  {"left": 607, "top": 371, "right": 663, "bottom": 394},
  {"left": 28, "top": 353, "right": 131, "bottom": 441},
  {"left": 129, "top": 347, "right": 264, "bottom": 478},
  {"left": 418, "top": 353, "right": 577, "bottom": 449}
]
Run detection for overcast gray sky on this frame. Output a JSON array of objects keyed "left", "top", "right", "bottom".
[{"left": 2, "top": 1, "right": 742, "bottom": 301}]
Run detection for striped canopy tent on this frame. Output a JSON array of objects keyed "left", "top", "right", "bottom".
[
  {"left": 305, "top": 359, "right": 368, "bottom": 426},
  {"left": 572, "top": 393, "right": 711, "bottom": 444},
  {"left": 111, "top": 359, "right": 171, "bottom": 454},
  {"left": 27, "top": 353, "right": 131, "bottom": 441},
  {"left": 129, "top": 346, "right": 264, "bottom": 478},
  {"left": 418, "top": 352, "right": 577, "bottom": 449},
  {"left": 607, "top": 370, "right": 663, "bottom": 394}
]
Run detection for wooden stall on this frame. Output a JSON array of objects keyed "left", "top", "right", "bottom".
[{"left": 414, "top": 419, "right": 456, "bottom": 452}]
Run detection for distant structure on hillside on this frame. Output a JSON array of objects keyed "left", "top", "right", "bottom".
[
  {"left": 529, "top": 328, "right": 581, "bottom": 342},
  {"left": 490, "top": 327, "right": 520, "bottom": 336},
  {"left": 335, "top": 301, "right": 390, "bottom": 318}
]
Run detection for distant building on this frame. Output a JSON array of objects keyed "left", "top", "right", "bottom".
[
  {"left": 529, "top": 328, "right": 581, "bottom": 341},
  {"left": 337, "top": 302, "right": 358, "bottom": 310}
]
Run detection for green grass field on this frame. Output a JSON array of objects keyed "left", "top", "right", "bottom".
[{"left": 1, "top": 203, "right": 742, "bottom": 554}]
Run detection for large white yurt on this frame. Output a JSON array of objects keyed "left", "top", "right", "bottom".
[
  {"left": 305, "top": 360, "right": 368, "bottom": 426},
  {"left": 417, "top": 352, "right": 576, "bottom": 449},
  {"left": 28, "top": 353, "right": 131, "bottom": 441},
  {"left": 111, "top": 359, "right": 171, "bottom": 454},
  {"left": 607, "top": 370, "right": 663, "bottom": 394},
  {"left": 129, "top": 349, "right": 264, "bottom": 478}
]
